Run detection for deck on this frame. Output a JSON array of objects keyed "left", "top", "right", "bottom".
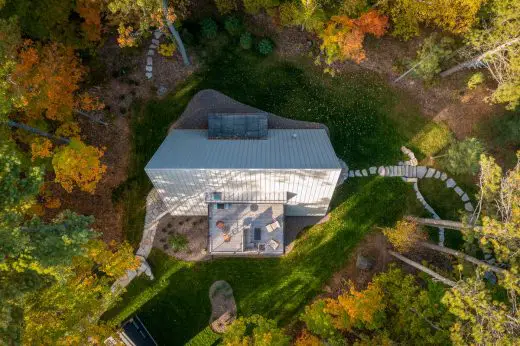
[{"left": 208, "top": 203, "right": 284, "bottom": 255}]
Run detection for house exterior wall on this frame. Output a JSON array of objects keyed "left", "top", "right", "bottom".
[{"left": 145, "top": 168, "right": 341, "bottom": 216}]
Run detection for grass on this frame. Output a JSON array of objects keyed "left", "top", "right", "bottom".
[{"left": 107, "top": 43, "right": 451, "bottom": 344}]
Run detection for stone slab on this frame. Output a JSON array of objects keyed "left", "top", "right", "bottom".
[
  {"left": 440, "top": 172, "right": 448, "bottom": 181},
  {"left": 416, "top": 166, "right": 427, "bottom": 179},
  {"left": 454, "top": 186, "right": 464, "bottom": 196},
  {"left": 361, "top": 169, "right": 368, "bottom": 176},
  {"left": 378, "top": 166, "right": 386, "bottom": 176},
  {"left": 446, "top": 178, "right": 456, "bottom": 188},
  {"left": 425, "top": 168, "right": 436, "bottom": 178},
  {"left": 355, "top": 170, "right": 362, "bottom": 177},
  {"left": 152, "top": 38, "right": 160, "bottom": 45},
  {"left": 145, "top": 72, "right": 153, "bottom": 79},
  {"left": 148, "top": 49, "right": 155, "bottom": 56},
  {"left": 434, "top": 171, "right": 441, "bottom": 179},
  {"left": 369, "top": 167, "right": 377, "bottom": 174},
  {"left": 461, "top": 193, "right": 470, "bottom": 202},
  {"left": 465, "top": 202, "right": 474, "bottom": 212}
]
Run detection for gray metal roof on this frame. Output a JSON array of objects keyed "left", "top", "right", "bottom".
[
  {"left": 146, "top": 129, "right": 340, "bottom": 170},
  {"left": 208, "top": 113, "right": 268, "bottom": 139}
]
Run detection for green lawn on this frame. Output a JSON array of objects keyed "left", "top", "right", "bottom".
[{"left": 107, "top": 46, "right": 450, "bottom": 344}]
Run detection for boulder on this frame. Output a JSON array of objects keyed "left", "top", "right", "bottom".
[{"left": 356, "top": 255, "right": 374, "bottom": 270}]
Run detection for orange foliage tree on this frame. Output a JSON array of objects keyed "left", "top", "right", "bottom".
[
  {"left": 320, "top": 10, "right": 388, "bottom": 67},
  {"left": 76, "top": 0, "right": 103, "bottom": 42},
  {"left": 13, "top": 41, "right": 85, "bottom": 122},
  {"left": 325, "top": 280, "right": 386, "bottom": 331},
  {"left": 52, "top": 139, "right": 107, "bottom": 193}
]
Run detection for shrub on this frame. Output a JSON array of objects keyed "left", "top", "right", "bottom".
[
  {"left": 158, "top": 42, "right": 177, "bottom": 57},
  {"left": 214, "top": 0, "right": 238, "bottom": 15},
  {"left": 257, "top": 38, "right": 274, "bottom": 55},
  {"left": 224, "top": 16, "right": 242, "bottom": 37},
  {"left": 200, "top": 18, "right": 218, "bottom": 39},
  {"left": 168, "top": 233, "right": 189, "bottom": 252},
  {"left": 467, "top": 72, "right": 485, "bottom": 89},
  {"left": 383, "top": 220, "right": 426, "bottom": 253},
  {"left": 443, "top": 138, "right": 484, "bottom": 175},
  {"left": 239, "top": 32, "right": 252, "bottom": 50}
]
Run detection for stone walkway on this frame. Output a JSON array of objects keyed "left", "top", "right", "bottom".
[
  {"left": 145, "top": 29, "right": 163, "bottom": 79},
  {"left": 342, "top": 146, "right": 475, "bottom": 246}
]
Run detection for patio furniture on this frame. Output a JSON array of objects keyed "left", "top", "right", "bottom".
[
  {"left": 268, "top": 239, "right": 280, "bottom": 250},
  {"left": 266, "top": 221, "right": 280, "bottom": 233},
  {"left": 216, "top": 220, "right": 225, "bottom": 230},
  {"left": 223, "top": 233, "right": 231, "bottom": 242},
  {"left": 258, "top": 243, "right": 266, "bottom": 252}
]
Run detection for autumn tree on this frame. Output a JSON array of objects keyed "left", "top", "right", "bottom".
[
  {"left": 319, "top": 10, "right": 388, "bottom": 67},
  {"left": 325, "top": 280, "right": 386, "bottom": 331},
  {"left": 106, "top": 0, "right": 190, "bottom": 65},
  {"left": 12, "top": 41, "right": 85, "bottom": 122},
  {"left": 222, "top": 314, "right": 291, "bottom": 346},
  {"left": 379, "top": 0, "right": 485, "bottom": 40},
  {"left": 52, "top": 139, "right": 107, "bottom": 193}
]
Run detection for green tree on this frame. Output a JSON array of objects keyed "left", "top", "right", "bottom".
[
  {"left": 279, "top": 0, "right": 326, "bottom": 32},
  {"left": 223, "top": 314, "right": 291, "bottom": 346},
  {"left": 300, "top": 299, "right": 338, "bottom": 339},
  {"left": 443, "top": 138, "right": 484, "bottom": 175},
  {"left": 440, "top": 0, "right": 520, "bottom": 109},
  {"left": 412, "top": 34, "right": 454, "bottom": 81}
]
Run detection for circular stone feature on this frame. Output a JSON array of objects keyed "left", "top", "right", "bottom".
[
  {"left": 250, "top": 204, "right": 259, "bottom": 212},
  {"left": 209, "top": 280, "right": 237, "bottom": 333}
]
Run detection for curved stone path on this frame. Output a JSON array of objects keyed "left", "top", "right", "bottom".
[
  {"left": 145, "top": 29, "right": 164, "bottom": 80},
  {"left": 341, "top": 147, "right": 475, "bottom": 246}
]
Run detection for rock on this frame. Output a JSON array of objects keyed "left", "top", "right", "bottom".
[
  {"left": 440, "top": 173, "right": 448, "bottom": 181},
  {"left": 465, "top": 202, "right": 474, "bottom": 212},
  {"left": 361, "top": 169, "right": 368, "bottom": 176},
  {"left": 146, "top": 65, "right": 153, "bottom": 72},
  {"left": 446, "top": 178, "right": 456, "bottom": 188},
  {"left": 461, "top": 193, "right": 470, "bottom": 202},
  {"left": 145, "top": 72, "right": 152, "bottom": 79},
  {"left": 434, "top": 171, "right": 441, "bottom": 179},
  {"left": 209, "top": 281, "right": 237, "bottom": 334},
  {"left": 378, "top": 166, "right": 386, "bottom": 176},
  {"left": 355, "top": 170, "right": 362, "bottom": 177},
  {"left": 356, "top": 255, "right": 374, "bottom": 270},
  {"left": 157, "top": 85, "right": 168, "bottom": 97},
  {"left": 369, "top": 166, "right": 377, "bottom": 174},
  {"left": 147, "top": 56, "right": 153, "bottom": 65},
  {"left": 454, "top": 186, "right": 464, "bottom": 196},
  {"left": 416, "top": 166, "right": 427, "bottom": 178},
  {"left": 154, "top": 30, "right": 163, "bottom": 39},
  {"left": 147, "top": 49, "right": 155, "bottom": 56},
  {"left": 484, "top": 271, "right": 497, "bottom": 285},
  {"left": 152, "top": 38, "right": 160, "bottom": 45},
  {"left": 425, "top": 168, "right": 436, "bottom": 178}
]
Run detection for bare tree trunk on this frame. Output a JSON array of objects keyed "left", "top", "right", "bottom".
[
  {"left": 406, "top": 216, "right": 482, "bottom": 231},
  {"left": 419, "top": 242, "right": 506, "bottom": 274},
  {"left": 162, "top": 0, "right": 190, "bottom": 66},
  {"left": 7, "top": 120, "right": 70, "bottom": 144},
  {"left": 393, "top": 60, "right": 423, "bottom": 83},
  {"left": 440, "top": 37, "right": 520, "bottom": 78},
  {"left": 74, "top": 110, "right": 108, "bottom": 126},
  {"left": 389, "top": 250, "right": 457, "bottom": 287}
]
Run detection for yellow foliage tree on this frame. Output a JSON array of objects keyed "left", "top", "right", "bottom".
[
  {"left": 52, "top": 139, "right": 107, "bottom": 193},
  {"left": 30, "top": 138, "right": 53, "bottom": 161},
  {"left": 325, "top": 280, "right": 386, "bottom": 331}
]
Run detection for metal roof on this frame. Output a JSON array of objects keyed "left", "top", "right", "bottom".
[
  {"left": 208, "top": 113, "right": 268, "bottom": 139},
  {"left": 146, "top": 129, "right": 340, "bottom": 170}
]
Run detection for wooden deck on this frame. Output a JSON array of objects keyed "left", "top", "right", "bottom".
[{"left": 209, "top": 203, "right": 284, "bottom": 255}]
